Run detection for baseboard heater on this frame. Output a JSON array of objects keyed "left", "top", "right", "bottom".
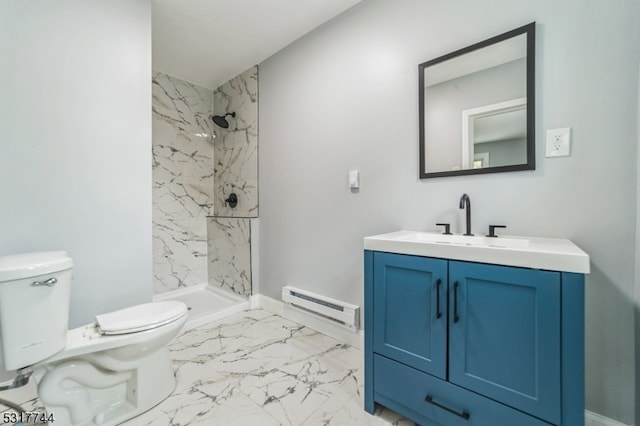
[{"left": 281, "top": 286, "right": 360, "bottom": 331}]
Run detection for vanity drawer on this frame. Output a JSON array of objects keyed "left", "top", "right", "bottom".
[{"left": 373, "top": 354, "right": 552, "bottom": 426}]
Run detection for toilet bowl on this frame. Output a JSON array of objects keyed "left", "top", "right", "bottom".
[{"left": 0, "top": 251, "right": 188, "bottom": 426}]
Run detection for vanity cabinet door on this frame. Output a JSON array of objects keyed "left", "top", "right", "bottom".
[
  {"left": 373, "top": 252, "right": 447, "bottom": 379},
  {"left": 448, "top": 261, "right": 561, "bottom": 424}
]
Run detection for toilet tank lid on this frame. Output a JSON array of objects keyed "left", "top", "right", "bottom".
[{"left": 0, "top": 251, "right": 73, "bottom": 283}]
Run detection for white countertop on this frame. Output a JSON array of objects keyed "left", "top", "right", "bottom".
[{"left": 364, "top": 230, "right": 590, "bottom": 274}]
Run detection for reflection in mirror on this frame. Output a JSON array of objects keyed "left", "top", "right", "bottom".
[
  {"left": 462, "top": 98, "right": 526, "bottom": 169},
  {"left": 419, "top": 23, "right": 535, "bottom": 178}
]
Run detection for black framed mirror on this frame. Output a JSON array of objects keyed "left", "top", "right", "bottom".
[{"left": 419, "top": 22, "right": 535, "bottom": 178}]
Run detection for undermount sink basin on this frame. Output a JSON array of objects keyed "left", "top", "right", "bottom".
[
  {"left": 398, "top": 231, "right": 530, "bottom": 249},
  {"left": 364, "top": 230, "right": 590, "bottom": 273}
]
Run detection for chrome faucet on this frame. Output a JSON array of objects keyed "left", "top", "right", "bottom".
[{"left": 459, "top": 193, "right": 473, "bottom": 236}]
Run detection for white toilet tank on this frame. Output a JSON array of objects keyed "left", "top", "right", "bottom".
[{"left": 0, "top": 252, "right": 73, "bottom": 371}]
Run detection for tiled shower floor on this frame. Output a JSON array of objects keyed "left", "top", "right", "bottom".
[{"left": 3, "top": 309, "right": 413, "bottom": 425}]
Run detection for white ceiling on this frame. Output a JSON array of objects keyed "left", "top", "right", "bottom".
[{"left": 152, "top": 0, "right": 362, "bottom": 90}]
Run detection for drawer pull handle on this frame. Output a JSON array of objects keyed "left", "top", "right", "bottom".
[
  {"left": 425, "top": 395, "right": 470, "bottom": 420},
  {"left": 435, "top": 279, "right": 442, "bottom": 319},
  {"left": 453, "top": 281, "right": 460, "bottom": 323}
]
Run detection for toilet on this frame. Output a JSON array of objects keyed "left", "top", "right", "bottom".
[{"left": 0, "top": 251, "right": 188, "bottom": 426}]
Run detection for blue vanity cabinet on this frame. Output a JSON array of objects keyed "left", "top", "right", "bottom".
[
  {"left": 364, "top": 250, "right": 585, "bottom": 426},
  {"left": 372, "top": 252, "right": 447, "bottom": 378},
  {"left": 448, "top": 261, "right": 561, "bottom": 424}
]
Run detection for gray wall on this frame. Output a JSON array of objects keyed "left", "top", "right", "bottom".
[
  {"left": 259, "top": 0, "right": 640, "bottom": 423},
  {"left": 0, "top": 0, "right": 152, "bottom": 327}
]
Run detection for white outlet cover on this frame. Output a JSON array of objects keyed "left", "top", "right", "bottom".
[{"left": 545, "top": 127, "right": 571, "bottom": 157}]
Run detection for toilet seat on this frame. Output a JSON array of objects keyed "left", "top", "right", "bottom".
[
  {"left": 40, "top": 300, "right": 189, "bottom": 365},
  {"left": 96, "top": 301, "right": 188, "bottom": 335}
]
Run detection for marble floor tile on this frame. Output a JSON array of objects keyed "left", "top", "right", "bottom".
[
  {"left": 1, "top": 309, "right": 413, "bottom": 426},
  {"left": 145, "top": 309, "right": 413, "bottom": 426}
]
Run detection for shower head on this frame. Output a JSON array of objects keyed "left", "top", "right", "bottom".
[{"left": 211, "top": 112, "right": 236, "bottom": 129}]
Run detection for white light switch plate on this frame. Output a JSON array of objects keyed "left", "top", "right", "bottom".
[
  {"left": 349, "top": 170, "right": 360, "bottom": 189},
  {"left": 546, "top": 127, "right": 571, "bottom": 157}
]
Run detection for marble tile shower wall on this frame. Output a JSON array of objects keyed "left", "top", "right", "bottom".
[
  {"left": 207, "top": 65, "right": 259, "bottom": 298},
  {"left": 151, "top": 67, "right": 257, "bottom": 298},
  {"left": 213, "top": 66, "right": 258, "bottom": 218},
  {"left": 152, "top": 71, "right": 214, "bottom": 294},
  {"left": 208, "top": 218, "right": 252, "bottom": 297}
]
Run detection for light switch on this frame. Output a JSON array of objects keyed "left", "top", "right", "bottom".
[
  {"left": 349, "top": 170, "right": 360, "bottom": 189},
  {"left": 545, "top": 127, "right": 571, "bottom": 157}
]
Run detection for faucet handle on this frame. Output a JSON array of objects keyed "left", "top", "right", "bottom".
[
  {"left": 224, "top": 193, "right": 238, "bottom": 208},
  {"left": 487, "top": 225, "right": 506, "bottom": 238},
  {"left": 436, "top": 223, "right": 453, "bottom": 235}
]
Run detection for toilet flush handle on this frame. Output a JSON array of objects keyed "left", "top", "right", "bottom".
[{"left": 31, "top": 277, "right": 57, "bottom": 287}]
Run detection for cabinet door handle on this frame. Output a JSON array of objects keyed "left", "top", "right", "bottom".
[
  {"left": 435, "top": 279, "right": 442, "bottom": 319},
  {"left": 453, "top": 281, "right": 460, "bottom": 323},
  {"left": 425, "top": 395, "right": 470, "bottom": 420}
]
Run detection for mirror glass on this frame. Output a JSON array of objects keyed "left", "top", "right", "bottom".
[{"left": 419, "top": 23, "right": 535, "bottom": 178}]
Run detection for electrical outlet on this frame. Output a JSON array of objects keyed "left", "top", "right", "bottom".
[{"left": 545, "top": 127, "right": 571, "bottom": 157}]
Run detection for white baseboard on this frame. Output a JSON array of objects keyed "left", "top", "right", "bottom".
[
  {"left": 586, "top": 410, "right": 632, "bottom": 426},
  {"left": 251, "top": 294, "right": 364, "bottom": 349}
]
